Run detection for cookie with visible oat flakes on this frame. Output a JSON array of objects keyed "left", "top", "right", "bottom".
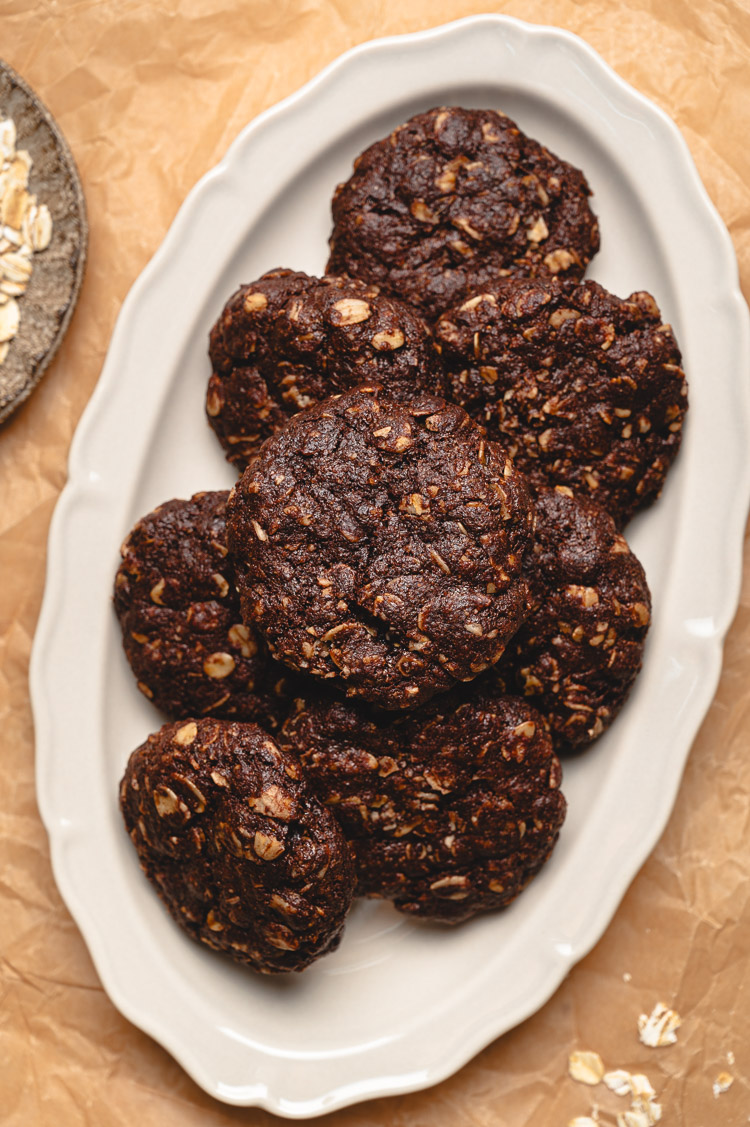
[
  {"left": 326, "top": 106, "right": 599, "bottom": 322},
  {"left": 120, "top": 719, "right": 356, "bottom": 973},
  {"left": 490, "top": 485, "right": 651, "bottom": 751},
  {"left": 207, "top": 268, "right": 445, "bottom": 471},
  {"left": 114, "top": 490, "right": 292, "bottom": 727},
  {"left": 226, "top": 384, "right": 535, "bottom": 711},
  {"left": 280, "top": 690, "right": 566, "bottom": 923},
  {"left": 434, "top": 276, "right": 687, "bottom": 526}
]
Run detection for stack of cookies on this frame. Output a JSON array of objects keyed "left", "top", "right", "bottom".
[{"left": 115, "top": 107, "right": 687, "bottom": 974}]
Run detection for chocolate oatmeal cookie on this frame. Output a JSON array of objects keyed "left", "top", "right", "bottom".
[
  {"left": 327, "top": 106, "right": 599, "bottom": 322},
  {"left": 120, "top": 719, "right": 356, "bottom": 973},
  {"left": 280, "top": 691, "right": 566, "bottom": 923},
  {"left": 114, "top": 491, "right": 291, "bottom": 727},
  {"left": 226, "top": 384, "right": 535, "bottom": 710},
  {"left": 492, "top": 485, "right": 651, "bottom": 751},
  {"left": 434, "top": 277, "right": 688, "bottom": 526},
  {"left": 207, "top": 268, "right": 445, "bottom": 470}
]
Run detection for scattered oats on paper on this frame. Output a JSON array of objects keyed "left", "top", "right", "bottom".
[
  {"left": 569, "top": 1050, "right": 606, "bottom": 1086},
  {"left": 603, "top": 1069, "right": 635, "bottom": 1097},
  {"left": 568, "top": 1003, "right": 685, "bottom": 1125},
  {"left": 602, "top": 1067, "right": 661, "bottom": 1125},
  {"left": 627, "top": 1074, "right": 657, "bottom": 1103},
  {"left": 637, "top": 1002, "right": 681, "bottom": 1047},
  {"left": 616, "top": 1106, "right": 662, "bottom": 1127},
  {"left": 0, "top": 116, "right": 53, "bottom": 365},
  {"left": 713, "top": 1071, "right": 734, "bottom": 1098},
  {"left": 570, "top": 1056, "right": 662, "bottom": 1125}
]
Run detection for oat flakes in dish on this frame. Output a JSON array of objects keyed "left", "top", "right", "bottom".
[
  {"left": 280, "top": 690, "right": 565, "bottom": 923},
  {"left": 226, "top": 384, "right": 535, "bottom": 710},
  {"left": 0, "top": 115, "right": 53, "bottom": 365},
  {"left": 327, "top": 106, "right": 599, "bottom": 323},
  {"left": 491, "top": 485, "right": 651, "bottom": 751},
  {"left": 120, "top": 719, "right": 356, "bottom": 973},
  {"left": 434, "top": 277, "right": 687, "bottom": 526},
  {"left": 206, "top": 268, "right": 445, "bottom": 471},
  {"left": 114, "top": 491, "right": 291, "bottom": 727}
]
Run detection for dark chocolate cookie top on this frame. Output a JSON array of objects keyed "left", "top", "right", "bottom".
[
  {"left": 434, "top": 277, "right": 688, "bottom": 526},
  {"left": 327, "top": 106, "right": 599, "bottom": 322},
  {"left": 114, "top": 491, "right": 291, "bottom": 727},
  {"left": 492, "top": 485, "right": 651, "bottom": 750},
  {"left": 280, "top": 690, "right": 566, "bottom": 923},
  {"left": 226, "top": 384, "right": 535, "bottom": 710},
  {"left": 207, "top": 268, "right": 445, "bottom": 471},
  {"left": 120, "top": 719, "right": 356, "bottom": 974}
]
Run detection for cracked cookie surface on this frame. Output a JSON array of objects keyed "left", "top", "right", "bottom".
[
  {"left": 280, "top": 690, "right": 566, "bottom": 923},
  {"left": 327, "top": 106, "right": 599, "bottom": 322},
  {"left": 434, "top": 277, "right": 687, "bottom": 525},
  {"left": 207, "top": 269, "right": 445, "bottom": 471},
  {"left": 120, "top": 719, "right": 356, "bottom": 973},
  {"left": 114, "top": 491, "right": 292, "bottom": 727},
  {"left": 226, "top": 384, "right": 535, "bottom": 710}
]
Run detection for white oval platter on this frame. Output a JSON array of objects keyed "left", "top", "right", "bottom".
[{"left": 30, "top": 14, "right": 750, "bottom": 1117}]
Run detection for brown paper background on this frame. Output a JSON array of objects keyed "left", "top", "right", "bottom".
[{"left": 1, "top": 1, "right": 749, "bottom": 1123}]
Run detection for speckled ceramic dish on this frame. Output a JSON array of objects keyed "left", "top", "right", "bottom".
[{"left": 0, "top": 59, "right": 87, "bottom": 424}]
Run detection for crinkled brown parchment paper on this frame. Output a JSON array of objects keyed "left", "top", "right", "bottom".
[{"left": 1, "top": 1, "right": 749, "bottom": 1123}]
